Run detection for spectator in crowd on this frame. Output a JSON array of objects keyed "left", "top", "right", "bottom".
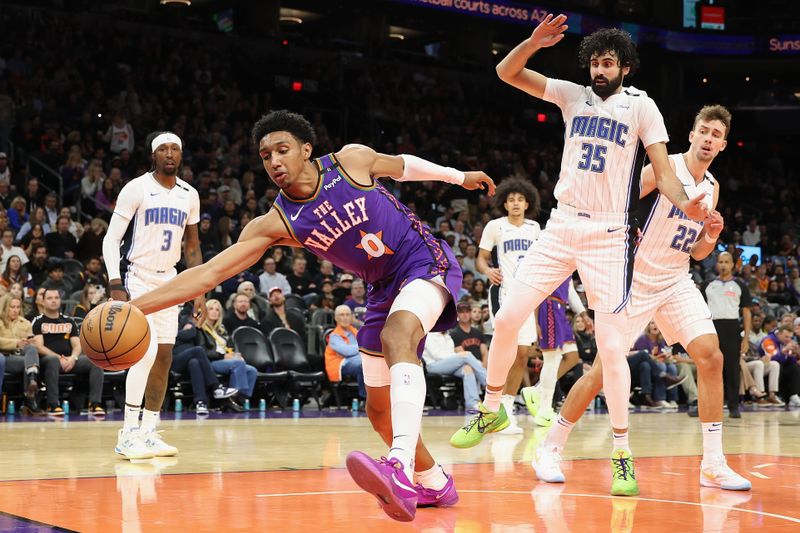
[
  {"left": 313, "top": 260, "right": 336, "bottom": 288},
  {"left": 461, "top": 244, "right": 483, "bottom": 281},
  {"left": 470, "top": 305, "right": 484, "bottom": 331},
  {"left": 102, "top": 113, "right": 135, "bottom": 155},
  {"left": 230, "top": 281, "right": 267, "bottom": 322},
  {"left": 198, "top": 299, "right": 257, "bottom": 406},
  {"left": 0, "top": 228, "right": 28, "bottom": 272},
  {"left": 73, "top": 284, "right": 106, "bottom": 319},
  {"left": 742, "top": 219, "right": 760, "bottom": 246},
  {"left": 32, "top": 289, "right": 104, "bottom": 415},
  {"left": 286, "top": 256, "right": 316, "bottom": 297},
  {"left": 450, "top": 301, "right": 488, "bottom": 365},
  {"left": 0, "top": 254, "right": 29, "bottom": 290},
  {"left": 95, "top": 178, "right": 119, "bottom": 218},
  {"left": 333, "top": 272, "right": 354, "bottom": 303},
  {"left": 25, "top": 244, "right": 49, "bottom": 289},
  {"left": 172, "top": 313, "right": 239, "bottom": 415},
  {"left": 222, "top": 293, "right": 260, "bottom": 333},
  {"left": 0, "top": 154, "right": 9, "bottom": 188},
  {"left": 39, "top": 263, "right": 72, "bottom": 299},
  {"left": 15, "top": 206, "right": 50, "bottom": 243},
  {"left": 259, "top": 287, "right": 305, "bottom": 339},
  {"left": 26, "top": 286, "right": 46, "bottom": 322},
  {"left": 457, "top": 271, "right": 474, "bottom": 302},
  {"left": 422, "top": 328, "right": 487, "bottom": 410},
  {"left": 318, "top": 278, "right": 337, "bottom": 310},
  {"left": 80, "top": 159, "right": 105, "bottom": 216},
  {"left": 632, "top": 321, "right": 683, "bottom": 408},
  {"left": 745, "top": 340, "right": 784, "bottom": 406},
  {"left": 759, "top": 325, "right": 800, "bottom": 406},
  {"left": 43, "top": 193, "right": 59, "bottom": 228},
  {"left": 574, "top": 314, "right": 597, "bottom": 366},
  {"left": 75, "top": 218, "right": 107, "bottom": 263},
  {"left": 324, "top": 305, "right": 366, "bottom": 401},
  {"left": 8, "top": 196, "right": 28, "bottom": 230},
  {"left": 45, "top": 215, "right": 78, "bottom": 259},
  {"left": 22, "top": 178, "right": 43, "bottom": 213},
  {"left": 18, "top": 223, "right": 46, "bottom": 259},
  {"left": 220, "top": 268, "right": 259, "bottom": 302},
  {"left": 344, "top": 279, "right": 367, "bottom": 325},
  {"left": 0, "top": 294, "right": 44, "bottom": 415},
  {"left": 471, "top": 279, "right": 488, "bottom": 307},
  {"left": 258, "top": 257, "right": 291, "bottom": 297},
  {"left": 270, "top": 247, "right": 293, "bottom": 275}
]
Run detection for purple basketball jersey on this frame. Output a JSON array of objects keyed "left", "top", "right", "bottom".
[
  {"left": 537, "top": 278, "right": 575, "bottom": 350},
  {"left": 273, "top": 153, "right": 462, "bottom": 356}
]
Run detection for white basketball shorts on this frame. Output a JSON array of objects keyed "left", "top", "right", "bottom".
[{"left": 124, "top": 264, "right": 179, "bottom": 344}]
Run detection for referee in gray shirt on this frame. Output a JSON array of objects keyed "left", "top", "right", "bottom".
[{"left": 702, "top": 252, "right": 752, "bottom": 418}]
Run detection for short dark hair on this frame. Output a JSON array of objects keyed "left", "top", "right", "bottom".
[
  {"left": 577, "top": 28, "right": 640, "bottom": 77},
  {"left": 494, "top": 177, "right": 541, "bottom": 219},
  {"left": 251, "top": 110, "right": 316, "bottom": 147}
]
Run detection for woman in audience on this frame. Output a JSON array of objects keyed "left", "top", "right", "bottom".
[
  {"left": 0, "top": 255, "right": 29, "bottom": 290},
  {"left": 199, "top": 299, "right": 258, "bottom": 405},
  {"left": 7, "top": 196, "right": 28, "bottom": 231},
  {"left": 573, "top": 314, "right": 597, "bottom": 368},
  {"left": 0, "top": 294, "right": 44, "bottom": 415},
  {"left": 95, "top": 178, "right": 119, "bottom": 219},
  {"left": 26, "top": 287, "right": 46, "bottom": 322},
  {"left": 471, "top": 278, "right": 489, "bottom": 307},
  {"left": 18, "top": 223, "right": 46, "bottom": 259},
  {"left": 73, "top": 284, "right": 106, "bottom": 319}
]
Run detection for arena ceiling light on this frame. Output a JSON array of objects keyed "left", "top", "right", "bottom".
[
  {"left": 160, "top": 0, "right": 191, "bottom": 5},
  {"left": 279, "top": 8, "right": 322, "bottom": 25}
]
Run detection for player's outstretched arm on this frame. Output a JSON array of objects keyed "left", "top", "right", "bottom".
[
  {"left": 646, "top": 142, "right": 708, "bottom": 221},
  {"left": 130, "top": 211, "right": 288, "bottom": 315},
  {"left": 337, "top": 144, "right": 495, "bottom": 195},
  {"left": 495, "top": 13, "right": 568, "bottom": 99}
]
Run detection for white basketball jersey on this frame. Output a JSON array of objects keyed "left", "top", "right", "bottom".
[
  {"left": 543, "top": 79, "right": 670, "bottom": 214},
  {"left": 635, "top": 154, "right": 715, "bottom": 289},
  {"left": 114, "top": 172, "right": 200, "bottom": 273},
  {"left": 479, "top": 217, "right": 541, "bottom": 286}
]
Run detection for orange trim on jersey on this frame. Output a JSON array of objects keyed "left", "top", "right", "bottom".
[
  {"left": 331, "top": 153, "right": 376, "bottom": 191},
  {"left": 271, "top": 203, "right": 299, "bottom": 242},
  {"left": 360, "top": 347, "right": 384, "bottom": 358}
]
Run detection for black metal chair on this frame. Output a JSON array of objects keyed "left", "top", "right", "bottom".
[
  {"left": 232, "top": 326, "right": 290, "bottom": 408},
  {"left": 269, "top": 327, "right": 325, "bottom": 410}
]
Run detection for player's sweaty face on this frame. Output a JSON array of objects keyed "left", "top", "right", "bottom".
[
  {"left": 689, "top": 119, "right": 727, "bottom": 162},
  {"left": 154, "top": 143, "right": 181, "bottom": 175},
  {"left": 259, "top": 132, "right": 307, "bottom": 189},
  {"left": 589, "top": 51, "right": 626, "bottom": 98},
  {"left": 504, "top": 192, "right": 529, "bottom": 216}
]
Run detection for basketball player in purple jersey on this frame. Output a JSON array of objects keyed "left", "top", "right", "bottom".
[{"left": 129, "top": 111, "right": 495, "bottom": 522}]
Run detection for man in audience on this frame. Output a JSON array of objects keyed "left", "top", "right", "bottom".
[
  {"left": 45, "top": 215, "right": 77, "bottom": 259},
  {"left": 760, "top": 324, "right": 800, "bottom": 406},
  {"left": 259, "top": 287, "right": 305, "bottom": 339},
  {"left": 32, "top": 289, "right": 104, "bottom": 415},
  {"left": 258, "top": 257, "right": 290, "bottom": 296},
  {"left": 344, "top": 279, "right": 367, "bottom": 326},
  {"left": 0, "top": 228, "right": 28, "bottom": 272},
  {"left": 324, "top": 305, "right": 365, "bottom": 401},
  {"left": 26, "top": 244, "right": 50, "bottom": 288},
  {"left": 422, "top": 326, "right": 487, "bottom": 410},
  {"left": 222, "top": 293, "right": 259, "bottom": 333},
  {"left": 287, "top": 256, "right": 315, "bottom": 297},
  {"left": 450, "top": 301, "right": 488, "bottom": 365},
  {"left": 40, "top": 262, "right": 72, "bottom": 299}
]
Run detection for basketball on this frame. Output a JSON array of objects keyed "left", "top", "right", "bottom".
[{"left": 79, "top": 301, "right": 151, "bottom": 371}]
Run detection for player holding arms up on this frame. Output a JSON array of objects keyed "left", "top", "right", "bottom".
[
  {"left": 450, "top": 16, "right": 708, "bottom": 497},
  {"left": 103, "top": 132, "right": 209, "bottom": 460}
]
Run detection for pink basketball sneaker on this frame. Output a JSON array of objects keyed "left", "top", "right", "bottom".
[
  {"left": 346, "top": 451, "right": 418, "bottom": 521},
  {"left": 416, "top": 473, "right": 459, "bottom": 507}
]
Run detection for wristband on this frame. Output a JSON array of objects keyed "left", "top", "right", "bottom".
[
  {"left": 110, "top": 283, "right": 127, "bottom": 291},
  {"left": 704, "top": 233, "right": 717, "bottom": 244}
]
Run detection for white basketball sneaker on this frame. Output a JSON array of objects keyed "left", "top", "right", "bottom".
[
  {"left": 700, "top": 458, "right": 752, "bottom": 491},
  {"left": 115, "top": 427, "right": 156, "bottom": 460},
  {"left": 533, "top": 445, "right": 566, "bottom": 483},
  {"left": 498, "top": 395, "right": 523, "bottom": 435},
  {"left": 141, "top": 429, "right": 178, "bottom": 457}
]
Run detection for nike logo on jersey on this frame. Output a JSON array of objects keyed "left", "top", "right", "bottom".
[
  {"left": 607, "top": 227, "right": 623, "bottom": 233},
  {"left": 290, "top": 206, "right": 305, "bottom": 221},
  {"left": 150, "top": 193, "right": 160, "bottom": 196}
]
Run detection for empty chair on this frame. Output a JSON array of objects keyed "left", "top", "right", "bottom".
[
  {"left": 231, "top": 326, "right": 289, "bottom": 408},
  {"left": 269, "top": 327, "right": 325, "bottom": 409}
]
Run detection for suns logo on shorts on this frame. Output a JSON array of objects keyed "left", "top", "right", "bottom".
[{"left": 356, "top": 230, "right": 394, "bottom": 260}]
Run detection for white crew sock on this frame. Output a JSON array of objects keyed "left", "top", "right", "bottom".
[
  {"left": 544, "top": 414, "right": 576, "bottom": 451},
  {"left": 415, "top": 464, "right": 447, "bottom": 490},
  {"left": 539, "top": 350, "right": 562, "bottom": 412},
  {"left": 387, "top": 362, "right": 426, "bottom": 481},
  {"left": 140, "top": 409, "right": 160, "bottom": 432},
  {"left": 701, "top": 422, "right": 724, "bottom": 463}
]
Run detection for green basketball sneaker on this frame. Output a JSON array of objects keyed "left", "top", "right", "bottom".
[
  {"left": 610, "top": 449, "right": 639, "bottom": 496},
  {"left": 449, "top": 402, "right": 510, "bottom": 448},
  {"left": 521, "top": 386, "right": 540, "bottom": 417}
]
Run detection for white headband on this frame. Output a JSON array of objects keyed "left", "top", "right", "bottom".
[{"left": 151, "top": 133, "right": 182, "bottom": 152}]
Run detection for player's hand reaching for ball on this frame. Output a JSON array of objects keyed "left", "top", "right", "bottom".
[
  {"left": 462, "top": 172, "right": 496, "bottom": 196},
  {"left": 680, "top": 193, "right": 710, "bottom": 222},
  {"left": 529, "top": 13, "right": 568, "bottom": 49}
]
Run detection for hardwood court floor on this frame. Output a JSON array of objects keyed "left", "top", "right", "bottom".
[{"left": 0, "top": 409, "right": 799, "bottom": 532}]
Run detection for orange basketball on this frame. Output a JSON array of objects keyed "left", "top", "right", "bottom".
[{"left": 80, "top": 301, "right": 151, "bottom": 371}]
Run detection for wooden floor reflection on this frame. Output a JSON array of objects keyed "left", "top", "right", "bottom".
[{"left": 0, "top": 409, "right": 799, "bottom": 532}]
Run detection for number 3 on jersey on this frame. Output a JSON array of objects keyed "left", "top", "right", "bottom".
[
  {"left": 577, "top": 143, "right": 607, "bottom": 172},
  {"left": 670, "top": 224, "right": 697, "bottom": 253},
  {"left": 161, "top": 230, "right": 173, "bottom": 251}
]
